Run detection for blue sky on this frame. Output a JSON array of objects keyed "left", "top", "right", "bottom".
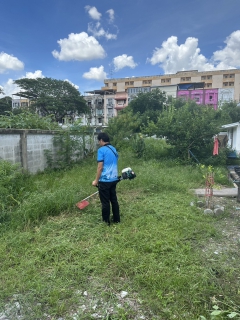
[{"left": 0, "top": 0, "right": 240, "bottom": 97}]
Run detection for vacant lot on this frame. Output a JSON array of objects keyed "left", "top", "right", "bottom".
[{"left": 0, "top": 154, "right": 240, "bottom": 319}]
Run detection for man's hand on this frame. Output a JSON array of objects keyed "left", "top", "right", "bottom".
[{"left": 92, "top": 180, "right": 98, "bottom": 186}]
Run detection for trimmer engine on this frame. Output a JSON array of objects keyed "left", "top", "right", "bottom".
[{"left": 121, "top": 167, "right": 136, "bottom": 180}]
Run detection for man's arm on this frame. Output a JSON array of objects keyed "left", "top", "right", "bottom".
[{"left": 92, "top": 161, "right": 103, "bottom": 186}]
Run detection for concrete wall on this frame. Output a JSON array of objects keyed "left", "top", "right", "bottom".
[
  {"left": 0, "top": 129, "right": 57, "bottom": 173},
  {"left": 0, "top": 129, "right": 93, "bottom": 174}
]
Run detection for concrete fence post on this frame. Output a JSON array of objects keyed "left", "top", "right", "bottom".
[{"left": 20, "top": 130, "right": 28, "bottom": 171}]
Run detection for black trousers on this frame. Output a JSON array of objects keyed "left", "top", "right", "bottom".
[{"left": 98, "top": 181, "right": 120, "bottom": 224}]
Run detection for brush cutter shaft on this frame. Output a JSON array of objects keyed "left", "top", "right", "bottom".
[{"left": 81, "top": 191, "right": 99, "bottom": 201}]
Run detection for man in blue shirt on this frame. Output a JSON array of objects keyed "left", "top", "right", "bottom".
[{"left": 92, "top": 132, "right": 120, "bottom": 225}]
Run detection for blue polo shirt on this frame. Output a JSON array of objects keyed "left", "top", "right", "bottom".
[{"left": 97, "top": 144, "right": 119, "bottom": 182}]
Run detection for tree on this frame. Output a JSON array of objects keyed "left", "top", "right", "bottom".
[
  {"left": 0, "top": 87, "right": 4, "bottom": 95},
  {"left": 218, "top": 101, "right": 240, "bottom": 124},
  {"left": 13, "top": 78, "right": 88, "bottom": 122},
  {"left": 145, "top": 100, "right": 222, "bottom": 161},
  {"left": 0, "top": 96, "right": 12, "bottom": 115},
  {"left": 128, "top": 88, "right": 167, "bottom": 115}
]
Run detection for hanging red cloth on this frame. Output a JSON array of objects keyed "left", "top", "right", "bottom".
[{"left": 213, "top": 136, "right": 219, "bottom": 155}]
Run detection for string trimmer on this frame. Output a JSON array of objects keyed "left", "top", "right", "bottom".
[{"left": 76, "top": 167, "right": 136, "bottom": 210}]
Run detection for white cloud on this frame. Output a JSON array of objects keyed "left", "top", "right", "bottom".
[
  {"left": 148, "top": 30, "right": 240, "bottom": 73},
  {"left": 0, "top": 70, "right": 45, "bottom": 97},
  {"left": 106, "top": 9, "right": 114, "bottom": 23},
  {"left": 52, "top": 32, "right": 106, "bottom": 61},
  {"left": 64, "top": 79, "right": 79, "bottom": 89},
  {"left": 148, "top": 36, "right": 214, "bottom": 73},
  {"left": 0, "top": 52, "right": 24, "bottom": 73},
  {"left": 213, "top": 30, "right": 240, "bottom": 69},
  {"left": 25, "top": 70, "right": 44, "bottom": 78},
  {"left": 113, "top": 54, "right": 138, "bottom": 71},
  {"left": 83, "top": 65, "right": 107, "bottom": 81},
  {"left": 85, "top": 6, "right": 101, "bottom": 20},
  {"left": 0, "top": 79, "right": 19, "bottom": 97},
  {"left": 88, "top": 22, "right": 117, "bottom": 40}
]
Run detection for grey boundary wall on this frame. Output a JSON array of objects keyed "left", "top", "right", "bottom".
[{"left": 0, "top": 129, "right": 60, "bottom": 173}]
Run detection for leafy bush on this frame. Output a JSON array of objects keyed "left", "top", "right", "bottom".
[
  {"left": 131, "top": 135, "right": 171, "bottom": 160},
  {"left": 0, "top": 160, "right": 31, "bottom": 222},
  {"left": 0, "top": 110, "right": 59, "bottom": 130},
  {"left": 44, "top": 127, "right": 95, "bottom": 169},
  {"left": 131, "top": 133, "right": 145, "bottom": 158},
  {"left": 143, "top": 137, "right": 171, "bottom": 160}
]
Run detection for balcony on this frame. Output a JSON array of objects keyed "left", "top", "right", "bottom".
[{"left": 115, "top": 104, "right": 127, "bottom": 110}]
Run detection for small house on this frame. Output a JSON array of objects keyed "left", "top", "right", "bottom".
[{"left": 221, "top": 122, "right": 240, "bottom": 157}]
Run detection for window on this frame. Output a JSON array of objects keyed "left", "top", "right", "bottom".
[
  {"left": 223, "top": 82, "right": 228, "bottom": 86},
  {"left": 205, "top": 83, "right": 212, "bottom": 88},
  {"left": 223, "top": 74, "right": 235, "bottom": 79},
  {"left": 161, "top": 79, "right": 165, "bottom": 83},
  {"left": 179, "top": 95, "right": 187, "bottom": 100},
  {"left": 125, "top": 82, "right": 129, "bottom": 85},
  {"left": 201, "top": 76, "right": 206, "bottom": 80},
  {"left": 229, "top": 82, "right": 234, "bottom": 86},
  {"left": 143, "top": 80, "right": 152, "bottom": 85},
  {"left": 166, "top": 79, "right": 171, "bottom": 83},
  {"left": 113, "top": 82, "right": 117, "bottom": 86},
  {"left": 194, "top": 95, "right": 200, "bottom": 102},
  {"left": 105, "top": 83, "right": 109, "bottom": 87},
  {"left": 209, "top": 95, "right": 213, "bottom": 101},
  {"left": 130, "top": 81, "right": 134, "bottom": 85},
  {"left": 21, "top": 102, "right": 28, "bottom": 107},
  {"left": 180, "top": 77, "right": 191, "bottom": 81},
  {"left": 207, "top": 75, "right": 212, "bottom": 80}
]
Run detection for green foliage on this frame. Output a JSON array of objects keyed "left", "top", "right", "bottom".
[
  {"left": 13, "top": 77, "right": 88, "bottom": 122},
  {"left": 204, "top": 147, "right": 229, "bottom": 166},
  {"left": 0, "top": 154, "right": 239, "bottom": 318},
  {"left": 104, "top": 110, "right": 141, "bottom": 149},
  {"left": 197, "top": 164, "right": 230, "bottom": 187},
  {"left": 128, "top": 88, "right": 167, "bottom": 115},
  {"left": 44, "top": 126, "right": 95, "bottom": 169},
  {"left": 147, "top": 100, "right": 221, "bottom": 162},
  {"left": 218, "top": 101, "right": 240, "bottom": 124},
  {"left": 131, "top": 133, "right": 145, "bottom": 158},
  {"left": 0, "top": 96, "right": 12, "bottom": 115},
  {"left": 130, "top": 134, "right": 174, "bottom": 161},
  {"left": 143, "top": 137, "right": 172, "bottom": 160},
  {"left": 0, "top": 160, "right": 31, "bottom": 222},
  {"left": 0, "top": 110, "right": 59, "bottom": 129}
]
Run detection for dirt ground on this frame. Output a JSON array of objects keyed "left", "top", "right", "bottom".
[{"left": 200, "top": 195, "right": 240, "bottom": 255}]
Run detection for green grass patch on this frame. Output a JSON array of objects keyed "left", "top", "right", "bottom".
[{"left": 0, "top": 152, "right": 239, "bottom": 319}]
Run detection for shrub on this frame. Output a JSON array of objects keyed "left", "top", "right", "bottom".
[
  {"left": 143, "top": 137, "right": 171, "bottom": 160},
  {"left": 44, "top": 127, "right": 95, "bottom": 169},
  {"left": 131, "top": 133, "right": 145, "bottom": 158},
  {"left": 131, "top": 135, "right": 171, "bottom": 160},
  {"left": 0, "top": 160, "right": 31, "bottom": 222}
]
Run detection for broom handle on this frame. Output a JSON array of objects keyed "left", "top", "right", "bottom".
[{"left": 82, "top": 190, "right": 99, "bottom": 201}]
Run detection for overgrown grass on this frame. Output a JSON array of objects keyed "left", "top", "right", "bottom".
[{"left": 0, "top": 152, "right": 239, "bottom": 319}]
